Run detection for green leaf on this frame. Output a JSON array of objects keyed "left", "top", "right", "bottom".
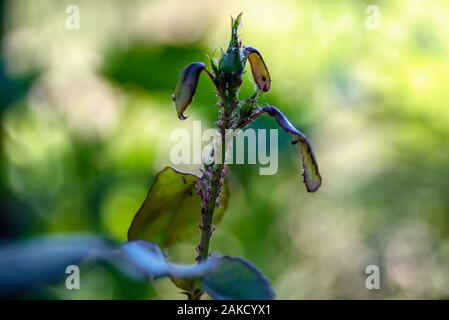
[
  {"left": 172, "top": 62, "right": 206, "bottom": 120},
  {"left": 243, "top": 47, "right": 271, "bottom": 92},
  {"left": 232, "top": 13, "right": 243, "bottom": 34},
  {"left": 202, "top": 256, "right": 275, "bottom": 300},
  {"left": 230, "top": 13, "right": 243, "bottom": 47},
  {"left": 127, "top": 166, "right": 229, "bottom": 247}
]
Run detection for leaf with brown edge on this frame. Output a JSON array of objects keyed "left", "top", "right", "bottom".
[
  {"left": 265, "top": 106, "right": 321, "bottom": 192},
  {"left": 127, "top": 167, "right": 229, "bottom": 247},
  {"left": 299, "top": 139, "right": 322, "bottom": 192},
  {"left": 243, "top": 47, "right": 271, "bottom": 92},
  {"left": 172, "top": 62, "right": 206, "bottom": 120},
  {"left": 242, "top": 106, "right": 322, "bottom": 192}
]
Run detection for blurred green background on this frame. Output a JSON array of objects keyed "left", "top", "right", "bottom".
[{"left": 1, "top": 0, "right": 449, "bottom": 299}]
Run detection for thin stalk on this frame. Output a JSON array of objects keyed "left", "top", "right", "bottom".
[
  {"left": 196, "top": 82, "right": 236, "bottom": 262},
  {"left": 197, "top": 165, "right": 222, "bottom": 262},
  {"left": 190, "top": 79, "right": 238, "bottom": 300}
]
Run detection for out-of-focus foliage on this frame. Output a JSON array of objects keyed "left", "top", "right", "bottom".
[
  {"left": 0, "top": 234, "right": 273, "bottom": 300},
  {"left": 1, "top": 0, "right": 449, "bottom": 299}
]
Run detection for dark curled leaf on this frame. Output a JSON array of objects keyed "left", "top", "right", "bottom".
[
  {"left": 128, "top": 167, "right": 229, "bottom": 247},
  {"left": 264, "top": 106, "right": 321, "bottom": 192},
  {"left": 202, "top": 256, "right": 275, "bottom": 300},
  {"left": 243, "top": 46, "right": 271, "bottom": 92},
  {"left": 265, "top": 106, "right": 306, "bottom": 137},
  {"left": 0, "top": 234, "right": 114, "bottom": 295},
  {"left": 173, "top": 62, "right": 206, "bottom": 120}
]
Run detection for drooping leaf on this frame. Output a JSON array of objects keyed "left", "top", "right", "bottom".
[
  {"left": 242, "top": 106, "right": 322, "bottom": 192},
  {"left": 264, "top": 106, "right": 303, "bottom": 136},
  {"left": 172, "top": 62, "right": 206, "bottom": 120},
  {"left": 202, "top": 256, "right": 275, "bottom": 300},
  {"left": 265, "top": 106, "right": 321, "bottom": 192},
  {"left": 0, "top": 234, "right": 114, "bottom": 295},
  {"left": 243, "top": 47, "right": 271, "bottom": 92},
  {"left": 299, "top": 140, "right": 321, "bottom": 192},
  {"left": 127, "top": 167, "right": 229, "bottom": 247}
]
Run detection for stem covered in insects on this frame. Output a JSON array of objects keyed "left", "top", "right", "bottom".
[{"left": 196, "top": 80, "right": 238, "bottom": 263}]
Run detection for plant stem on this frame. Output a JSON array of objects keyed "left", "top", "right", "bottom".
[
  {"left": 191, "top": 79, "right": 238, "bottom": 299},
  {"left": 197, "top": 164, "right": 223, "bottom": 262}
]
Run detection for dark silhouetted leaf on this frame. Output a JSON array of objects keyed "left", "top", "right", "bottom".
[
  {"left": 203, "top": 256, "right": 275, "bottom": 300},
  {"left": 173, "top": 62, "right": 206, "bottom": 120},
  {"left": 128, "top": 167, "right": 229, "bottom": 247},
  {"left": 243, "top": 47, "right": 271, "bottom": 92}
]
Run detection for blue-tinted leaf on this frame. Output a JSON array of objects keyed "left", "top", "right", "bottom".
[
  {"left": 264, "top": 106, "right": 305, "bottom": 137},
  {"left": 0, "top": 234, "right": 114, "bottom": 295},
  {"left": 121, "top": 241, "right": 220, "bottom": 279},
  {"left": 202, "top": 256, "right": 275, "bottom": 300}
]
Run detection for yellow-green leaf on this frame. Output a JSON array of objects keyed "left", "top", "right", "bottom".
[
  {"left": 299, "top": 140, "right": 322, "bottom": 192},
  {"left": 244, "top": 47, "right": 271, "bottom": 92},
  {"left": 128, "top": 167, "right": 229, "bottom": 247}
]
